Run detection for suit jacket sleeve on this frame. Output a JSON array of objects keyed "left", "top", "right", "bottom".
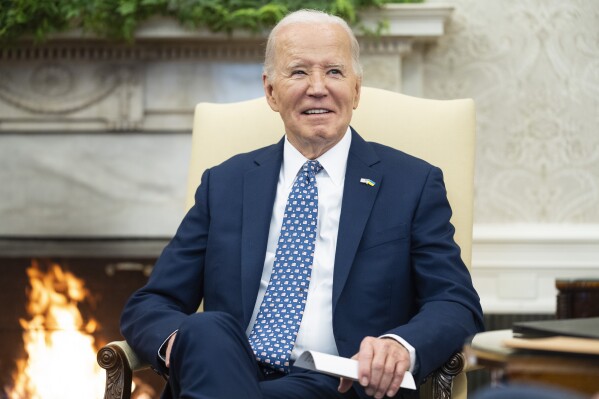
[
  {"left": 386, "top": 166, "right": 483, "bottom": 380},
  {"left": 120, "top": 169, "right": 212, "bottom": 371}
]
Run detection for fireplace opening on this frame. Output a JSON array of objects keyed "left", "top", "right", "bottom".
[{"left": 0, "top": 238, "right": 167, "bottom": 399}]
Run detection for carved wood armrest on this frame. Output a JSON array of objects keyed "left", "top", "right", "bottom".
[
  {"left": 97, "top": 341, "right": 150, "bottom": 399},
  {"left": 431, "top": 352, "right": 466, "bottom": 399},
  {"left": 420, "top": 352, "right": 467, "bottom": 399}
]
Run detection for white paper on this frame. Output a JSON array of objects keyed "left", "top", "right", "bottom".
[{"left": 295, "top": 350, "right": 416, "bottom": 390}]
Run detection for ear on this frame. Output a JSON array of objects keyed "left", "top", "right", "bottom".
[
  {"left": 352, "top": 78, "right": 362, "bottom": 110},
  {"left": 263, "top": 74, "right": 279, "bottom": 112}
]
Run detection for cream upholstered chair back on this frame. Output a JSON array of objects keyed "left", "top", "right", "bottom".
[{"left": 186, "top": 86, "right": 476, "bottom": 268}]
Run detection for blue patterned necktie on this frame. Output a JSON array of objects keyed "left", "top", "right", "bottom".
[{"left": 248, "top": 160, "right": 323, "bottom": 373}]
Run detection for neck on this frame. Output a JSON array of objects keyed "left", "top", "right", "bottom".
[{"left": 287, "top": 131, "right": 348, "bottom": 160}]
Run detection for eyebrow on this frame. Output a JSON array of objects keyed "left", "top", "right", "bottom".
[
  {"left": 286, "top": 62, "right": 346, "bottom": 70},
  {"left": 286, "top": 61, "right": 305, "bottom": 69}
]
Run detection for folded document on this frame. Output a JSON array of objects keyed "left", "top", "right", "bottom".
[{"left": 295, "top": 350, "right": 416, "bottom": 390}]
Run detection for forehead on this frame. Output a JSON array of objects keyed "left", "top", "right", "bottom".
[{"left": 275, "top": 23, "right": 352, "bottom": 66}]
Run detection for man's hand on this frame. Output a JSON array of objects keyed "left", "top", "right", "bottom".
[
  {"left": 338, "top": 336, "right": 410, "bottom": 399},
  {"left": 165, "top": 333, "right": 177, "bottom": 368}
]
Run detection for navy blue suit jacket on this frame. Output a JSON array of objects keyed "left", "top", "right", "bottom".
[{"left": 121, "top": 129, "right": 483, "bottom": 390}]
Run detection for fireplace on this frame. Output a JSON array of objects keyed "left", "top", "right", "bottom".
[{"left": 0, "top": 238, "right": 167, "bottom": 398}]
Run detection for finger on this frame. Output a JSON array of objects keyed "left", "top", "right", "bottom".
[
  {"left": 366, "top": 341, "right": 388, "bottom": 396},
  {"left": 339, "top": 353, "right": 360, "bottom": 393},
  {"left": 366, "top": 338, "right": 411, "bottom": 398},
  {"left": 385, "top": 366, "right": 406, "bottom": 399},
  {"left": 382, "top": 341, "right": 409, "bottom": 398},
  {"left": 357, "top": 337, "right": 375, "bottom": 387},
  {"left": 338, "top": 377, "right": 352, "bottom": 393},
  {"left": 374, "top": 355, "right": 400, "bottom": 399}
]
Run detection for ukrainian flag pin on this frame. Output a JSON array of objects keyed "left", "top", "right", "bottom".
[{"left": 360, "top": 178, "right": 376, "bottom": 186}]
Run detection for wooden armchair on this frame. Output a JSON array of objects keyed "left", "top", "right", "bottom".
[{"left": 98, "top": 87, "right": 477, "bottom": 399}]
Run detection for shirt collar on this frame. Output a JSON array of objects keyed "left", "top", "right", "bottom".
[{"left": 283, "top": 127, "right": 352, "bottom": 188}]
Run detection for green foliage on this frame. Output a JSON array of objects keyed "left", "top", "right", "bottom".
[{"left": 0, "top": 0, "right": 423, "bottom": 42}]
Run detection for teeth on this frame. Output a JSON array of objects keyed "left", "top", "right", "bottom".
[{"left": 304, "top": 109, "right": 329, "bottom": 114}]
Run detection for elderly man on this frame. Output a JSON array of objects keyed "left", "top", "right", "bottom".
[{"left": 121, "top": 9, "right": 483, "bottom": 399}]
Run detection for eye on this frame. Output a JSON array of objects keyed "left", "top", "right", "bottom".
[
  {"left": 291, "top": 70, "right": 307, "bottom": 76},
  {"left": 328, "top": 69, "right": 343, "bottom": 76}
]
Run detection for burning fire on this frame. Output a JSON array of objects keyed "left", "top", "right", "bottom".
[{"left": 6, "top": 260, "right": 105, "bottom": 399}]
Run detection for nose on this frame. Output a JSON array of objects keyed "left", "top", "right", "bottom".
[{"left": 307, "top": 72, "right": 327, "bottom": 97}]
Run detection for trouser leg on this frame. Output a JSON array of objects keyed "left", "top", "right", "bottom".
[
  {"left": 167, "top": 311, "right": 262, "bottom": 399},
  {"left": 165, "top": 310, "right": 362, "bottom": 399},
  {"left": 260, "top": 367, "right": 360, "bottom": 399}
]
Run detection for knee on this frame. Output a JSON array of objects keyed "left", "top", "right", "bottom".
[
  {"left": 177, "top": 311, "right": 241, "bottom": 345},
  {"left": 170, "top": 311, "right": 248, "bottom": 370}
]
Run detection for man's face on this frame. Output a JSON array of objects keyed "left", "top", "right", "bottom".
[{"left": 263, "top": 22, "right": 361, "bottom": 159}]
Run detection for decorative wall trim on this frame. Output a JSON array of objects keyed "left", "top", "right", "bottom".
[
  {"left": 359, "top": 3, "right": 453, "bottom": 38},
  {"left": 360, "top": 38, "right": 413, "bottom": 56},
  {"left": 0, "top": 5, "right": 453, "bottom": 133},
  {"left": 0, "top": 38, "right": 415, "bottom": 62},
  {"left": 0, "top": 41, "right": 266, "bottom": 62},
  {"left": 471, "top": 223, "right": 599, "bottom": 314},
  {"left": 0, "top": 238, "right": 168, "bottom": 258},
  {"left": 131, "top": 4, "right": 454, "bottom": 41}
]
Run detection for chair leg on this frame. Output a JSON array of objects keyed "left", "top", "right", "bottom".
[
  {"left": 430, "top": 352, "right": 466, "bottom": 399},
  {"left": 97, "top": 343, "right": 133, "bottom": 399}
]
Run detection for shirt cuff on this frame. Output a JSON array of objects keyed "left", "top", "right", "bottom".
[{"left": 380, "top": 334, "right": 416, "bottom": 373}]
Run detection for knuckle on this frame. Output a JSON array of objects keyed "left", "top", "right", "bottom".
[
  {"left": 384, "top": 364, "right": 396, "bottom": 375},
  {"left": 362, "top": 336, "right": 375, "bottom": 346},
  {"left": 371, "top": 360, "right": 385, "bottom": 372},
  {"left": 395, "top": 369, "right": 405, "bottom": 379},
  {"left": 360, "top": 338, "right": 370, "bottom": 349}
]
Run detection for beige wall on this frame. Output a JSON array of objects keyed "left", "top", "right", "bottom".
[{"left": 422, "top": 0, "right": 599, "bottom": 224}]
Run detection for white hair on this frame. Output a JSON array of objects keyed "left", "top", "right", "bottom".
[{"left": 263, "top": 9, "right": 362, "bottom": 81}]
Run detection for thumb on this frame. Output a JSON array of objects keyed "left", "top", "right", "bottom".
[
  {"left": 338, "top": 377, "right": 353, "bottom": 393},
  {"left": 165, "top": 333, "right": 177, "bottom": 368}
]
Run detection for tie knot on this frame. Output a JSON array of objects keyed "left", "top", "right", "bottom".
[{"left": 303, "top": 160, "right": 323, "bottom": 176}]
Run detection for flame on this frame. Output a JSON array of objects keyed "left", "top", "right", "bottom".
[{"left": 6, "top": 260, "right": 105, "bottom": 399}]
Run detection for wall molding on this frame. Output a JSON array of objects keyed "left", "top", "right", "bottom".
[
  {"left": 0, "top": 41, "right": 267, "bottom": 62},
  {"left": 471, "top": 223, "right": 599, "bottom": 314},
  {"left": 0, "top": 4, "right": 453, "bottom": 133}
]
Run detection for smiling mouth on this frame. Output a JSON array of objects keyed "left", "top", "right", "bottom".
[{"left": 303, "top": 109, "right": 332, "bottom": 115}]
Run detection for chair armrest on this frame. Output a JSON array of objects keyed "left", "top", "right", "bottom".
[
  {"left": 420, "top": 352, "right": 467, "bottom": 399},
  {"left": 97, "top": 340, "right": 150, "bottom": 399}
]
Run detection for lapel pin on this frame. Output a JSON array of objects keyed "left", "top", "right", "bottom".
[{"left": 360, "top": 178, "right": 376, "bottom": 187}]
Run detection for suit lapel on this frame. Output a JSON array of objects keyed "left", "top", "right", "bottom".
[
  {"left": 241, "top": 139, "right": 283, "bottom": 328},
  {"left": 333, "top": 130, "right": 382, "bottom": 311}
]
